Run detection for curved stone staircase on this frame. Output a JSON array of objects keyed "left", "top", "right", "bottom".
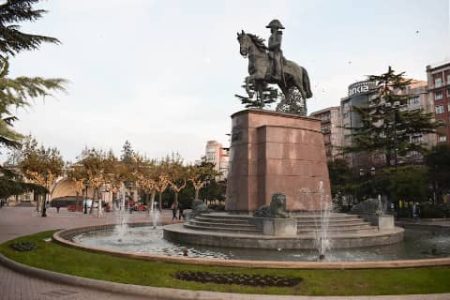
[
  {"left": 184, "top": 212, "right": 378, "bottom": 237},
  {"left": 163, "top": 212, "right": 404, "bottom": 249}
]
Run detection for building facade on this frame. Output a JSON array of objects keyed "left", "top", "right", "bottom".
[
  {"left": 205, "top": 140, "right": 229, "bottom": 180},
  {"left": 402, "top": 80, "right": 436, "bottom": 163},
  {"left": 338, "top": 78, "right": 435, "bottom": 169},
  {"left": 426, "top": 61, "right": 450, "bottom": 145},
  {"left": 309, "top": 106, "right": 343, "bottom": 161},
  {"left": 340, "top": 80, "right": 378, "bottom": 168}
]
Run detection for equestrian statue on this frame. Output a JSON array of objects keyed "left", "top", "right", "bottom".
[{"left": 237, "top": 19, "right": 313, "bottom": 115}]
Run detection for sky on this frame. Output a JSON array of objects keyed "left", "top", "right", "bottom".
[{"left": 7, "top": 0, "right": 450, "bottom": 163}]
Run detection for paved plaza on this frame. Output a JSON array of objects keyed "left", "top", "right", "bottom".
[{"left": 0, "top": 207, "right": 449, "bottom": 300}]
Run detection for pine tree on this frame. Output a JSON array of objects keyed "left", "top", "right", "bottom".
[
  {"left": 235, "top": 81, "right": 278, "bottom": 109},
  {"left": 0, "top": 0, "right": 66, "bottom": 149},
  {"left": 344, "top": 67, "right": 440, "bottom": 167},
  {"left": 0, "top": 0, "right": 66, "bottom": 201},
  {"left": 120, "top": 140, "right": 134, "bottom": 164}
]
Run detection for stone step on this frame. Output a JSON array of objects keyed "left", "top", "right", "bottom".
[
  {"left": 297, "top": 226, "right": 378, "bottom": 234},
  {"left": 298, "top": 223, "right": 373, "bottom": 230},
  {"left": 194, "top": 217, "right": 252, "bottom": 224},
  {"left": 189, "top": 220, "right": 257, "bottom": 228},
  {"left": 295, "top": 215, "right": 362, "bottom": 221},
  {"left": 296, "top": 221, "right": 371, "bottom": 227},
  {"left": 184, "top": 223, "right": 261, "bottom": 234}
]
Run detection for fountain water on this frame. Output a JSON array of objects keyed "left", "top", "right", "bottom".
[
  {"left": 313, "top": 181, "right": 332, "bottom": 260},
  {"left": 149, "top": 209, "right": 160, "bottom": 229},
  {"left": 114, "top": 190, "right": 129, "bottom": 241}
]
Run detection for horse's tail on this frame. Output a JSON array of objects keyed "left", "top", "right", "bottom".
[{"left": 302, "top": 67, "right": 313, "bottom": 98}]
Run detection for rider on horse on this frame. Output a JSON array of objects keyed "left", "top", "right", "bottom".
[{"left": 266, "top": 19, "right": 285, "bottom": 82}]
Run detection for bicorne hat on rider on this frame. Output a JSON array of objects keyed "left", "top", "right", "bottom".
[{"left": 266, "top": 19, "right": 285, "bottom": 30}]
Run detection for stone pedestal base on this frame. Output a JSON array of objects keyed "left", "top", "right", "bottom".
[
  {"left": 378, "top": 215, "right": 395, "bottom": 230},
  {"left": 226, "top": 109, "right": 331, "bottom": 212},
  {"left": 262, "top": 218, "right": 297, "bottom": 236}
]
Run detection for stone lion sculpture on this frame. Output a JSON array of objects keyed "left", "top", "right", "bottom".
[
  {"left": 254, "top": 193, "right": 288, "bottom": 218},
  {"left": 191, "top": 199, "right": 209, "bottom": 217}
]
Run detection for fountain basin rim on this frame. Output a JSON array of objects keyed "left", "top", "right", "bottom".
[{"left": 53, "top": 223, "right": 450, "bottom": 270}]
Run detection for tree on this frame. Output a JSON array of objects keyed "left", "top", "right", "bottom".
[
  {"left": 135, "top": 159, "right": 157, "bottom": 211},
  {"left": 0, "top": 0, "right": 66, "bottom": 148},
  {"left": 19, "top": 138, "right": 64, "bottom": 216},
  {"left": 120, "top": 140, "right": 134, "bottom": 165},
  {"left": 0, "top": 0, "right": 65, "bottom": 198},
  {"left": 66, "top": 164, "right": 85, "bottom": 211},
  {"left": 327, "top": 159, "right": 355, "bottom": 196},
  {"left": 375, "top": 166, "right": 428, "bottom": 205},
  {"left": 187, "top": 160, "right": 219, "bottom": 200},
  {"left": 235, "top": 82, "right": 278, "bottom": 109},
  {"left": 344, "top": 67, "right": 439, "bottom": 167},
  {"left": 167, "top": 154, "right": 187, "bottom": 208},
  {"left": 0, "top": 0, "right": 60, "bottom": 57},
  {"left": 425, "top": 144, "right": 450, "bottom": 203},
  {"left": 76, "top": 148, "right": 108, "bottom": 215},
  {"left": 154, "top": 158, "right": 170, "bottom": 211}
]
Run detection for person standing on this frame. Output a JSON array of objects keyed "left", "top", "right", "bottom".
[
  {"left": 178, "top": 203, "right": 184, "bottom": 220},
  {"left": 171, "top": 200, "right": 178, "bottom": 221}
]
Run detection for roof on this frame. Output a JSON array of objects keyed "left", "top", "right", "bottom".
[{"left": 309, "top": 106, "right": 340, "bottom": 116}]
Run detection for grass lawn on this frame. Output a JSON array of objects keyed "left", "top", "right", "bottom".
[{"left": 1, "top": 231, "right": 449, "bottom": 296}]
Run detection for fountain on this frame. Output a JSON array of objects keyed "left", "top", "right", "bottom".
[
  {"left": 114, "top": 193, "right": 129, "bottom": 241},
  {"left": 162, "top": 109, "right": 404, "bottom": 251},
  {"left": 313, "top": 182, "right": 332, "bottom": 260},
  {"left": 51, "top": 20, "right": 449, "bottom": 266}
]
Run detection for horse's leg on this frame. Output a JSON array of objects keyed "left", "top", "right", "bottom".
[
  {"left": 302, "top": 67, "right": 313, "bottom": 98},
  {"left": 293, "top": 73, "right": 307, "bottom": 100}
]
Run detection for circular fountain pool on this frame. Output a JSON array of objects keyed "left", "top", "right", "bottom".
[{"left": 67, "top": 224, "right": 450, "bottom": 262}]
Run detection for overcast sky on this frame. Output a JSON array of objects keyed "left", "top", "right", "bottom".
[{"left": 7, "top": 0, "right": 450, "bottom": 163}]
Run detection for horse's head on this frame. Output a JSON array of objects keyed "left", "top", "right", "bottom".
[
  {"left": 237, "top": 30, "right": 251, "bottom": 57},
  {"left": 237, "top": 31, "right": 267, "bottom": 57}
]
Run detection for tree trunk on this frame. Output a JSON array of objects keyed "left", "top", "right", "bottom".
[
  {"left": 89, "top": 188, "right": 95, "bottom": 214},
  {"left": 41, "top": 193, "right": 47, "bottom": 217},
  {"left": 76, "top": 191, "right": 80, "bottom": 212},
  {"left": 97, "top": 188, "right": 102, "bottom": 217},
  {"left": 195, "top": 188, "right": 200, "bottom": 200},
  {"left": 35, "top": 193, "right": 40, "bottom": 212},
  {"left": 158, "top": 192, "right": 162, "bottom": 211}
]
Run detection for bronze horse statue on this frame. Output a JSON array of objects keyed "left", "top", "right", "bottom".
[{"left": 237, "top": 30, "right": 312, "bottom": 104}]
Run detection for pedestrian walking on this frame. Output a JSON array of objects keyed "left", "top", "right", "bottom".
[
  {"left": 171, "top": 201, "right": 178, "bottom": 221},
  {"left": 178, "top": 204, "right": 184, "bottom": 220}
]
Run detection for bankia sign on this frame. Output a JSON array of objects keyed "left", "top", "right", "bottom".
[{"left": 348, "top": 80, "right": 376, "bottom": 96}]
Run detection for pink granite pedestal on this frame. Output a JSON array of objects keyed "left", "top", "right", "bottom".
[{"left": 226, "top": 109, "right": 331, "bottom": 212}]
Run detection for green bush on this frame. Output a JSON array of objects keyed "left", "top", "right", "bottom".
[{"left": 421, "top": 203, "right": 450, "bottom": 218}]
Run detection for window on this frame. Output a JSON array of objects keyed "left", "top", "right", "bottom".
[
  {"left": 434, "top": 77, "right": 443, "bottom": 88},
  {"left": 435, "top": 91, "right": 443, "bottom": 100},
  {"left": 447, "top": 74, "right": 450, "bottom": 84},
  {"left": 408, "top": 96, "right": 420, "bottom": 107},
  {"left": 435, "top": 105, "right": 445, "bottom": 114},
  {"left": 447, "top": 88, "right": 450, "bottom": 97},
  {"left": 411, "top": 135, "right": 423, "bottom": 143},
  {"left": 439, "top": 135, "right": 447, "bottom": 142}
]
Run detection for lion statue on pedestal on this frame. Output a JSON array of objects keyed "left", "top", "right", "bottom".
[{"left": 254, "top": 193, "right": 288, "bottom": 218}]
